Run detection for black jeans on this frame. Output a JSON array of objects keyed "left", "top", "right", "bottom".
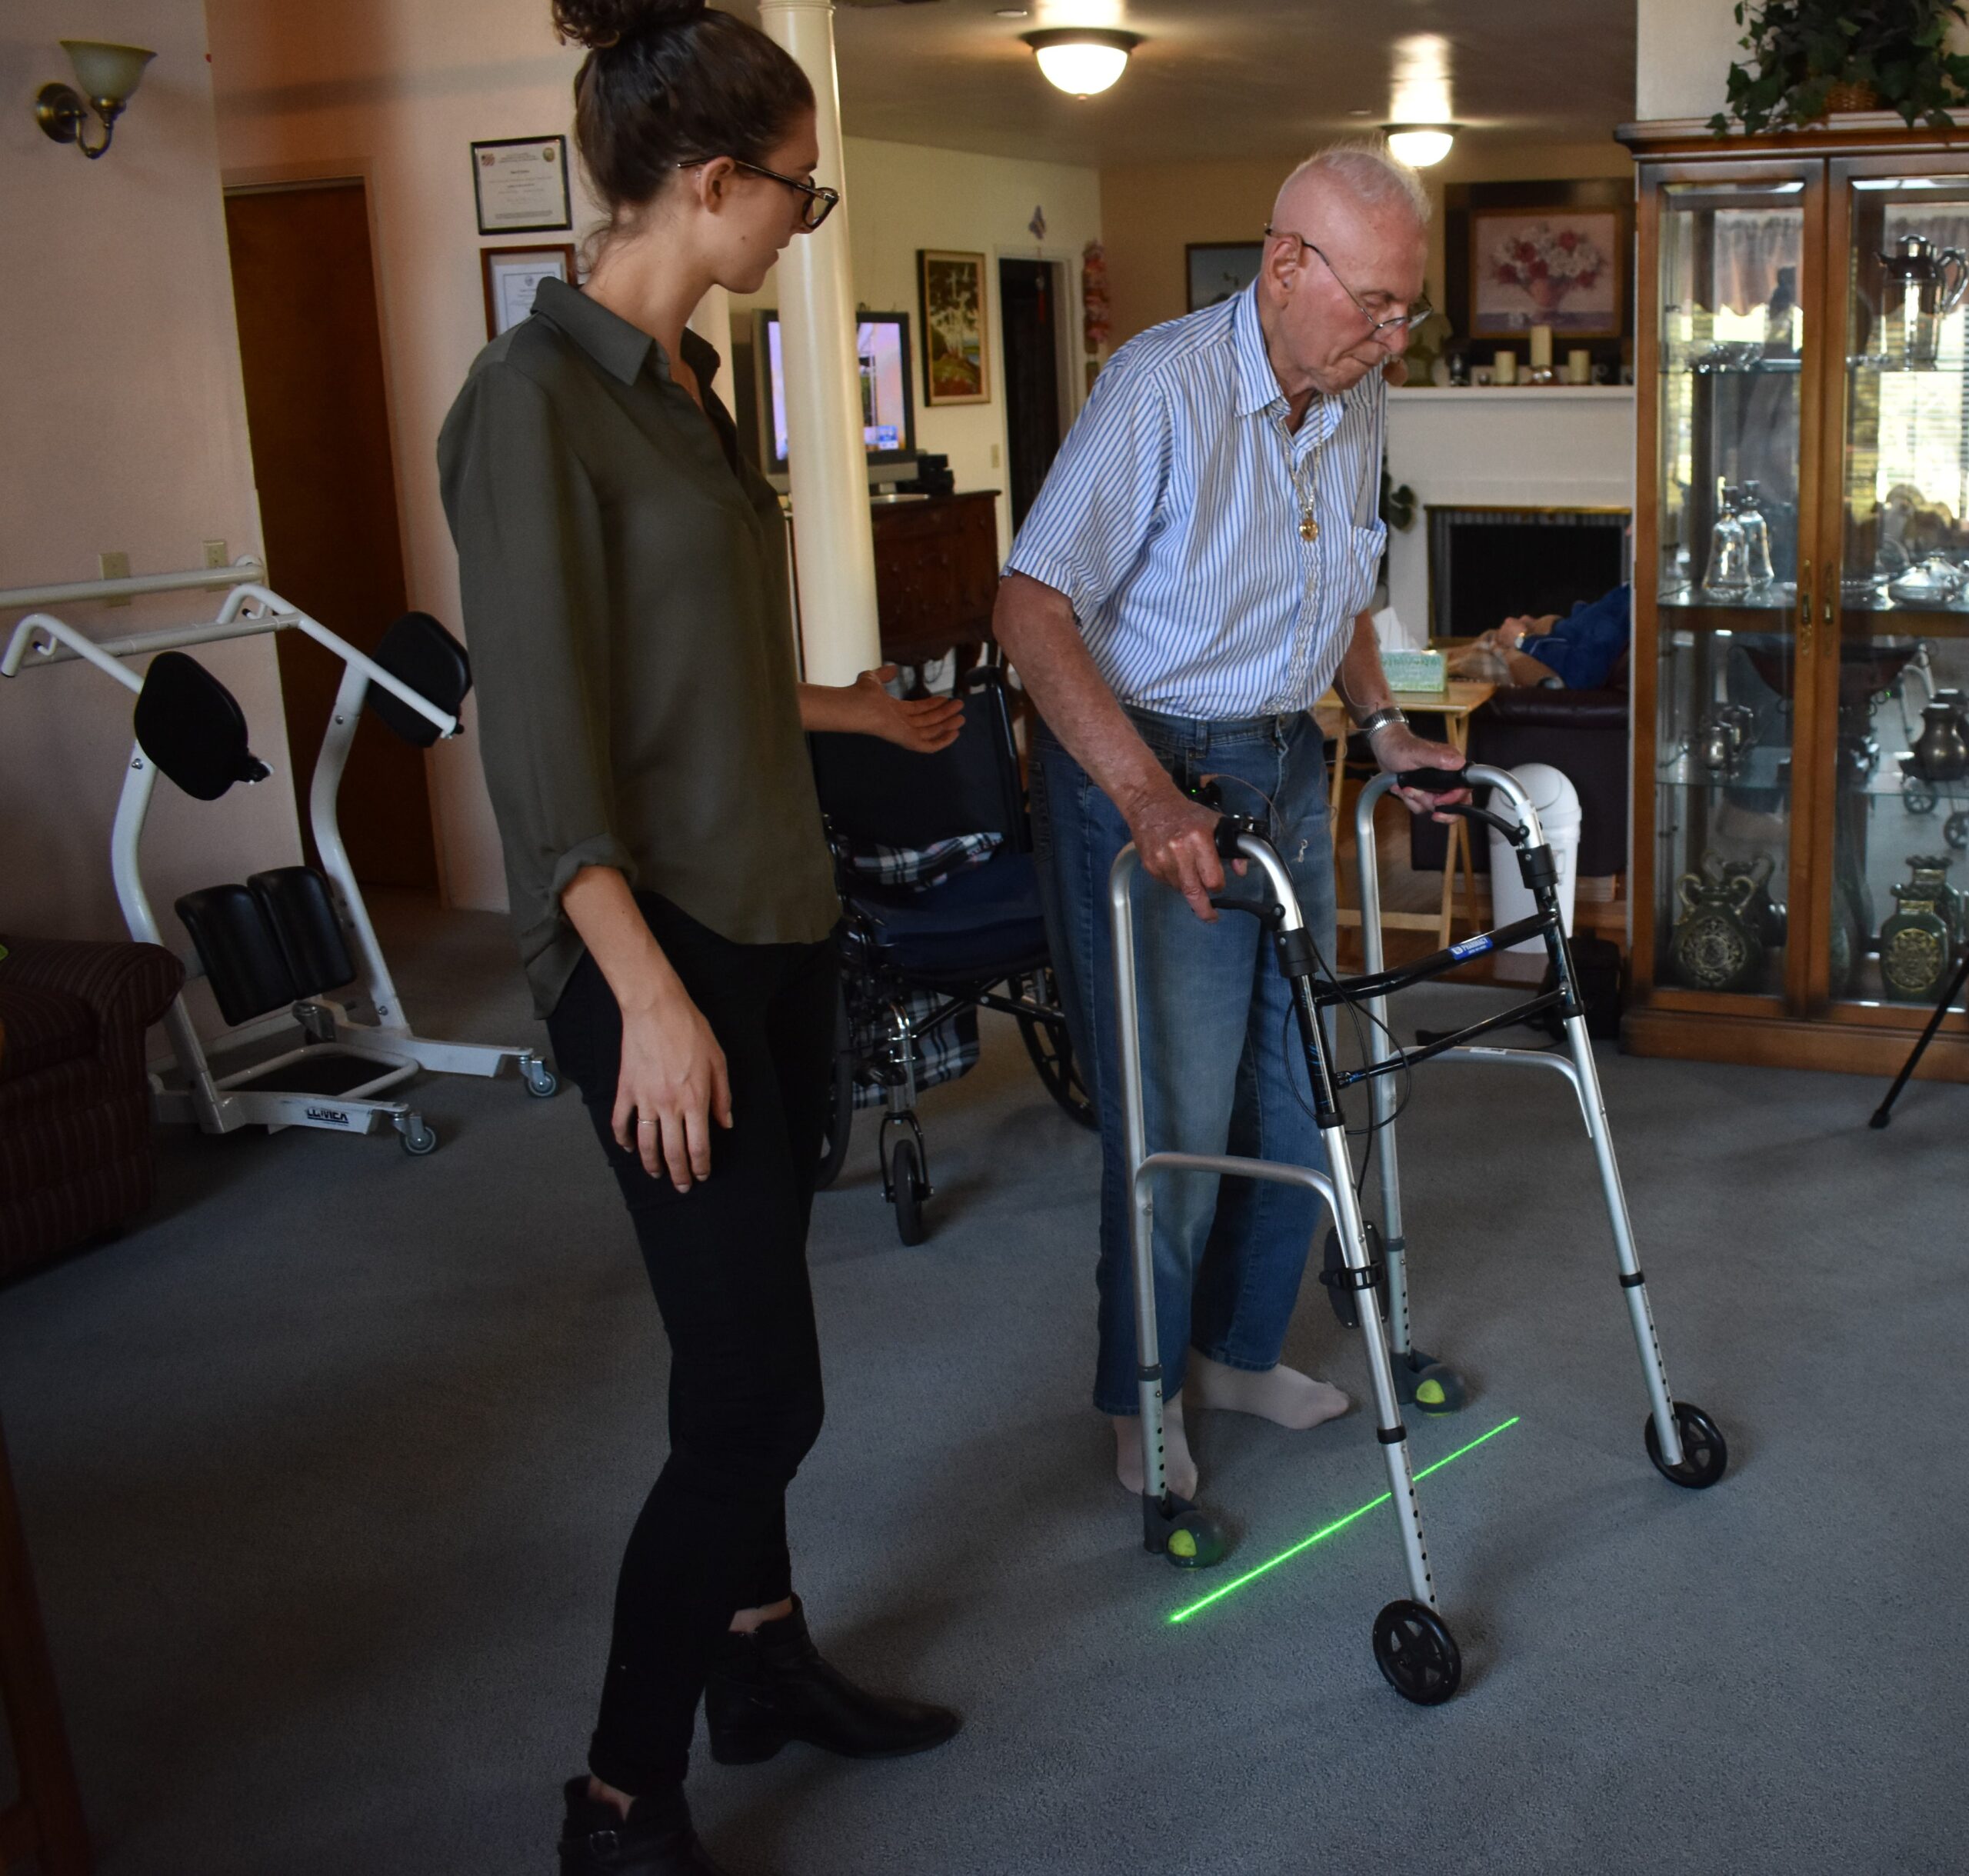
[{"left": 545, "top": 893, "right": 838, "bottom": 1795}]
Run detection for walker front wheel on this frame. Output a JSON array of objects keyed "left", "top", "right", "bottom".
[
  {"left": 1644, "top": 1401, "right": 1727, "bottom": 1489},
  {"left": 1372, "top": 1601, "right": 1462, "bottom": 1705}
]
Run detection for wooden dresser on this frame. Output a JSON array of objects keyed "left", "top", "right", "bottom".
[{"left": 869, "top": 490, "right": 1001, "bottom": 664}]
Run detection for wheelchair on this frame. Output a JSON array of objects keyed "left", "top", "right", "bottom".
[{"left": 808, "top": 665, "right": 1094, "bottom": 1245}]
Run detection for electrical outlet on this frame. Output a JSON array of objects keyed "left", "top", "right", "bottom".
[
  {"left": 202, "top": 538, "right": 229, "bottom": 569},
  {"left": 990, "top": 444, "right": 1001, "bottom": 468},
  {"left": 98, "top": 549, "right": 132, "bottom": 606}
]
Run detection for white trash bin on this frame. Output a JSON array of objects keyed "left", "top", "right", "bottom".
[{"left": 1487, "top": 762, "right": 1581, "bottom": 981}]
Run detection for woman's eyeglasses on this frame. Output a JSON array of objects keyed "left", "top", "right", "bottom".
[{"left": 678, "top": 156, "right": 840, "bottom": 232}]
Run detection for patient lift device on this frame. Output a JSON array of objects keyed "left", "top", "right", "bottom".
[
  {"left": 1111, "top": 764, "right": 1726, "bottom": 1704},
  {"left": 3, "top": 566, "right": 557, "bottom": 1155}
]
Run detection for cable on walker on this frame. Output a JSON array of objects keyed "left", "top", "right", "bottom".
[{"left": 1108, "top": 762, "right": 1727, "bottom": 1706}]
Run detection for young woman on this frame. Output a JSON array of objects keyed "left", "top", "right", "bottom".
[{"left": 438, "top": 3, "right": 961, "bottom": 1869}]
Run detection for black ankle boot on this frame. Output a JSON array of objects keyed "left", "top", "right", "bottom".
[
  {"left": 558, "top": 1778, "right": 735, "bottom": 1876},
  {"left": 704, "top": 1599, "right": 961, "bottom": 1765}
]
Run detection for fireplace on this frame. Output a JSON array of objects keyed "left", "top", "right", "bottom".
[{"left": 1426, "top": 505, "right": 1629, "bottom": 641}]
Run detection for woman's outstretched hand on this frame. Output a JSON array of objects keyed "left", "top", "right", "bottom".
[{"left": 800, "top": 666, "right": 964, "bottom": 752}]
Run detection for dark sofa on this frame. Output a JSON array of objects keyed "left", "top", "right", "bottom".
[{"left": 0, "top": 936, "right": 185, "bottom": 1281}]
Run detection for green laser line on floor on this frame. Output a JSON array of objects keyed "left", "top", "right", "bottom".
[{"left": 1167, "top": 1415, "right": 1522, "bottom": 1624}]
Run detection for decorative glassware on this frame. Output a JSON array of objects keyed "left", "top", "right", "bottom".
[
  {"left": 1879, "top": 232, "right": 1969, "bottom": 369},
  {"left": 1703, "top": 481, "right": 1752, "bottom": 598}
]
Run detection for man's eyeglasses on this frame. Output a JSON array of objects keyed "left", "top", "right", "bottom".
[
  {"left": 1264, "top": 226, "right": 1433, "bottom": 339},
  {"left": 678, "top": 156, "right": 840, "bottom": 232}
]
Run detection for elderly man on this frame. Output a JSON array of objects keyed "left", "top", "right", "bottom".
[{"left": 995, "top": 144, "right": 1467, "bottom": 1498}]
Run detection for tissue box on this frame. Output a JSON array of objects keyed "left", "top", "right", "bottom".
[{"left": 1382, "top": 649, "right": 1448, "bottom": 695}]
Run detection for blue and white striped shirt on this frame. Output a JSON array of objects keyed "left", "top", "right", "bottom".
[{"left": 1004, "top": 282, "right": 1386, "bottom": 718}]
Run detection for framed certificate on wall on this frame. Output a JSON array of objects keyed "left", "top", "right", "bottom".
[
  {"left": 481, "top": 245, "right": 578, "bottom": 338},
  {"left": 471, "top": 135, "right": 572, "bottom": 235}
]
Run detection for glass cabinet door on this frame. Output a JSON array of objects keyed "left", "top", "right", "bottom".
[
  {"left": 1651, "top": 177, "right": 1811, "bottom": 1001},
  {"left": 1827, "top": 166, "right": 1969, "bottom": 1018}
]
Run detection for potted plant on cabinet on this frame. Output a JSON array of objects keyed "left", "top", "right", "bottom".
[{"left": 1710, "top": 0, "right": 1969, "bottom": 134}]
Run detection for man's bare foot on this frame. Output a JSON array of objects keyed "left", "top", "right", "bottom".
[
  {"left": 1189, "top": 1351, "right": 1349, "bottom": 1430},
  {"left": 1112, "top": 1397, "right": 1198, "bottom": 1498}
]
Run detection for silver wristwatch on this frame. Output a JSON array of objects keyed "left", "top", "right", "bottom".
[{"left": 1356, "top": 705, "right": 1408, "bottom": 741}]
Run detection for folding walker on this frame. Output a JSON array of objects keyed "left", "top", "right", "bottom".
[{"left": 1110, "top": 762, "right": 1727, "bottom": 1704}]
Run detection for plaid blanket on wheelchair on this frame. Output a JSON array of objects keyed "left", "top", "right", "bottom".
[
  {"left": 838, "top": 830, "right": 1001, "bottom": 888},
  {"left": 838, "top": 832, "right": 1002, "bottom": 1110}
]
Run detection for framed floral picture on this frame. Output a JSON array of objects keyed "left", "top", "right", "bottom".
[
  {"left": 918, "top": 249, "right": 991, "bottom": 405},
  {"left": 1470, "top": 208, "right": 1621, "bottom": 339}
]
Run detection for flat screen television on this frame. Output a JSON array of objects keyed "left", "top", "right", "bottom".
[{"left": 750, "top": 308, "right": 916, "bottom": 488}]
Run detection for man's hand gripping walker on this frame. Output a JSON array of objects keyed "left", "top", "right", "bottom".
[{"left": 1108, "top": 764, "right": 1727, "bottom": 1706}]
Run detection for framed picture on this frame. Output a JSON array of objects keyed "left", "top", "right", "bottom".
[
  {"left": 1469, "top": 207, "right": 1622, "bottom": 339},
  {"left": 471, "top": 135, "right": 571, "bottom": 235},
  {"left": 481, "top": 245, "right": 577, "bottom": 338},
  {"left": 918, "top": 249, "right": 991, "bottom": 405},
  {"left": 1186, "top": 242, "right": 1263, "bottom": 312}
]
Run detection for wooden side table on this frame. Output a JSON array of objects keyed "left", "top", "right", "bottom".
[
  {"left": 0, "top": 1414, "right": 88, "bottom": 1875},
  {"left": 1322, "top": 681, "right": 1495, "bottom": 949}
]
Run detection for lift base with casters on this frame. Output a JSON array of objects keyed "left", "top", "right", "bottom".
[{"left": 1108, "top": 764, "right": 1725, "bottom": 1704}]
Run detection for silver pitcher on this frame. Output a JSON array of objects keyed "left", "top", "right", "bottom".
[{"left": 1881, "top": 232, "right": 1969, "bottom": 369}]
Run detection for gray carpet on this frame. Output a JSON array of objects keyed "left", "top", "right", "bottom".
[{"left": 2, "top": 892, "right": 1966, "bottom": 1876}]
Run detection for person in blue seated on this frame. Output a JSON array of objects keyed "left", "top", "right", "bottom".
[{"left": 1458, "top": 584, "right": 1632, "bottom": 689}]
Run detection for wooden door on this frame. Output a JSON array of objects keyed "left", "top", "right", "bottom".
[
  {"left": 224, "top": 182, "right": 438, "bottom": 891},
  {"left": 998, "top": 258, "right": 1062, "bottom": 533}
]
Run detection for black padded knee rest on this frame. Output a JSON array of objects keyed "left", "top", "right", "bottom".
[
  {"left": 248, "top": 867, "right": 356, "bottom": 997},
  {"left": 175, "top": 884, "right": 298, "bottom": 1026},
  {"left": 366, "top": 611, "right": 471, "bottom": 748}
]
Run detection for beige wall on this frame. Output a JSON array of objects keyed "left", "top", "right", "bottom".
[
  {"left": 208, "top": 5, "right": 1101, "bottom": 914},
  {"left": 1637, "top": 0, "right": 1742, "bottom": 122},
  {"left": 733, "top": 135, "right": 1104, "bottom": 548},
  {"left": 0, "top": 0, "right": 298, "bottom": 946},
  {"left": 1099, "top": 137, "right": 1636, "bottom": 352}
]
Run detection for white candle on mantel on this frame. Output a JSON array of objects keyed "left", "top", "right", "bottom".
[
  {"left": 1529, "top": 325, "right": 1554, "bottom": 371},
  {"left": 1568, "top": 348, "right": 1591, "bottom": 385}
]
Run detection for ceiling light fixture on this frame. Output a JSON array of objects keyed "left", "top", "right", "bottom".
[
  {"left": 1383, "top": 123, "right": 1459, "bottom": 168},
  {"left": 1021, "top": 28, "right": 1142, "bottom": 98}
]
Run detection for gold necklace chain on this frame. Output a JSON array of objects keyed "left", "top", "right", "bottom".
[{"left": 1277, "top": 414, "right": 1324, "bottom": 544}]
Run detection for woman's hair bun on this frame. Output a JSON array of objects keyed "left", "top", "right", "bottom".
[{"left": 553, "top": 0, "right": 705, "bottom": 52}]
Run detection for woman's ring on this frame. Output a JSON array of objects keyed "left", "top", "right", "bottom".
[{"left": 638, "top": 1118, "right": 657, "bottom": 1131}]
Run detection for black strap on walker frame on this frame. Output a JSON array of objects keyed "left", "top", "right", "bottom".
[{"left": 1196, "top": 768, "right": 1586, "bottom": 1113}]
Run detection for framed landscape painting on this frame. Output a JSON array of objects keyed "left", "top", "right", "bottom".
[
  {"left": 918, "top": 249, "right": 991, "bottom": 405},
  {"left": 1187, "top": 241, "right": 1263, "bottom": 312},
  {"left": 1469, "top": 207, "right": 1622, "bottom": 338}
]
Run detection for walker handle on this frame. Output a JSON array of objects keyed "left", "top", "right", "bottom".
[
  {"left": 1396, "top": 767, "right": 1472, "bottom": 795},
  {"left": 1213, "top": 811, "right": 1268, "bottom": 859}
]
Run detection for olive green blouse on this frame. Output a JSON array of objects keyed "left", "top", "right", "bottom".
[{"left": 438, "top": 277, "right": 838, "bottom": 1015}]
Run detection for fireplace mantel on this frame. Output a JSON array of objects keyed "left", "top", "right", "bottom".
[{"left": 1383, "top": 385, "right": 1635, "bottom": 641}]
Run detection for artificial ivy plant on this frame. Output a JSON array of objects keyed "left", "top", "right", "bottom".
[{"left": 1710, "top": 0, "right": 1969, "bottom": 133}]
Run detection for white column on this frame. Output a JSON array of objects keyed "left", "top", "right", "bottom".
[{"left": 758, "top": 0, "right": 881, "bottom": 685}]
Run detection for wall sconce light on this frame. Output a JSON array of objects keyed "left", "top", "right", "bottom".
[
  {"left": 1022, "top": 28, "right": 1143, "bottom": 98},
  {"left": 1383, "top": 123, "right": 1459, "bottom": 168},
  {"left": 35, "top": 41, "right": 155, "bottom": 161}
]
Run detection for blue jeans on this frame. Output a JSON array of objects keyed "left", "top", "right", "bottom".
[{"left": 1030, "top": 708, "right": 1340, "bottom": 1417}]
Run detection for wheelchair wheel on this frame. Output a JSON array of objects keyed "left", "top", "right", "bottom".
[
  {"left": 1018, "top": 1008, "right": 1097, "bottom": 1131},
  {"left": 889, "top": 1136, "right": 929, "bottom": 1247},
  {"left": 816, "top": 988, "right": 855, "bottom": 1191}
]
